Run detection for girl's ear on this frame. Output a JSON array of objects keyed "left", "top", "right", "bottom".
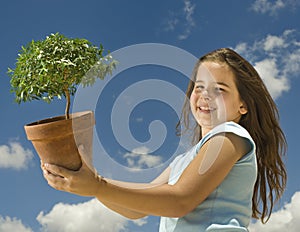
[{"left": 239, "top": 102, "right": 248, "bottom": 115}]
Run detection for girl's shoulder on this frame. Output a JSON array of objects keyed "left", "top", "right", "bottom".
[
  {"left": 196, "top": 121, "right": 256, "bottom": 157},
  {"left": 206, "top": 121, "right": 251, "bottom": 139}
]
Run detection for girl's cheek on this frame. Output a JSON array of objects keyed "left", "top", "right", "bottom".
[
  {"left": 189, "top": 93, "right": 197, "bottom": 105},
  {"left": 190, "top": 91, "right": 197, "bottom": 100}
]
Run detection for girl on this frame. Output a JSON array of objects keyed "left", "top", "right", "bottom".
[{"left": 42, "top": 48, "right": 287, "bottom": 231}]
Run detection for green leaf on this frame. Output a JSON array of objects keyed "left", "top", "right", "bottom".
[{"left": 7, "top": 32, "right": 117, "bottom": 115}]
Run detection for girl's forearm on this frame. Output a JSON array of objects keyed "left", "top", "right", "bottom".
[
  {"left": 95, "top": 178, "right": 186, "bottom": 218},
  {"left": 99, "top": 199, "right": 147, "bottom": 219},
  {"left": 95, "top": 178, "right": 162, "bottom": 218},
  {"left": 95, "top": 168, "right": 172, "bottom": 219}
]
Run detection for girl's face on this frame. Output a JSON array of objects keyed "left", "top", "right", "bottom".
[{"left": 190, "top": 62, "right": 247, "bottom": 135}]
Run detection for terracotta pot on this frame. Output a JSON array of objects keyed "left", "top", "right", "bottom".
[{"left": 24, "top": 111, "right": 95, "bottom": 171}]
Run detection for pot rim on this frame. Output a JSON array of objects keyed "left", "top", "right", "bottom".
[{"left": 25, "top": 111, "right": 94, "bottom": 127}]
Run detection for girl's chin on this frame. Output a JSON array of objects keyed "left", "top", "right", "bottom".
[{"left": 197, "top": 119, "right": 226, "bottom": 128}]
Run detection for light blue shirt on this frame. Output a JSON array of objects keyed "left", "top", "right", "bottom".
[{"left": 159, "top": 122, "right": 257, "bottom": 232}]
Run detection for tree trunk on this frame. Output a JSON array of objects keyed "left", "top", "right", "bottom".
[{"left": 65, "top": 88, "right": 70, "bottom": 120}]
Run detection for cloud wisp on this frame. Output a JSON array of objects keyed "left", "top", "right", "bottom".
[
  {"left": 0, "top": 142, "right": 34, "bottom": 170},
  {"left": 250, "top": 0, "right": 285, "bottom": 15},
  {"left": 163, "top": 0, "right": 196, "bottom": 40},
  {"left": 250, "top": 0, "right": 300, "bottom": 15},
  {"left": 234, "top": 29, "right": 300, "bottom": 99},
  {"left": 123, "top": 146, "right": 163, "bottom": 170},
  {"left": 178, "top": 0, "right": 196, "bottom": 40}
]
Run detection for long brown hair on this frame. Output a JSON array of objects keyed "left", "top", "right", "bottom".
[{"left": 177, "top": 48, "right": 287, "bottom": 223}]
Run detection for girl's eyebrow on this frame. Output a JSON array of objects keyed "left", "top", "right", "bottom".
[{"left": 195, "top": 80, "right": 230, "bottom": 88}]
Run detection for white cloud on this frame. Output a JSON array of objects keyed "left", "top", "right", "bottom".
[
  {"left": 249, "top": 191, "right": 300, "bottom": 231},
  {"left": 251, "top": 0, "right": 285, "bottom": 15},
  {"left": 283, "top": 48, "right": 300, "bottom": 76},
  {"left": 253, "top": 58, "right": 289, "bottom": 99},
  {"left": 178, "top": 0, "right": 196, "bottom": 40},
  {"left": 132, "top": 217, "right": 148, "bottom": 227},
  {"left": 163, "top": 0, "right": 196, "bottom": 40},
  {"left": 124, "top": 146, "right": 163, "bottom": 169},
  {"left": 164, "top": 12, "right": 179, "bottom": 32},
  {"left": 0, "top": 215, "right": 32, "bottom": 232},
  {"left": 234, "top": 29, "right": 300, "bottom": 99},
  {"left": 0, "top": 142, "right": 34, "bottom": 170},
  {"left": 263, "top": 35, "right": 286, "bottom": 51},
  {"left": 251, "top": 0, "right": 300, "bottom": 15},
  {"left": 37, "top": 198, "right": 147, "bottom": 232}
]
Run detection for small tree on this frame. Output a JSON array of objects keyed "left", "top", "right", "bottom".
[{"left": 8, "top": 33, "right": 117, "bottom": 119}]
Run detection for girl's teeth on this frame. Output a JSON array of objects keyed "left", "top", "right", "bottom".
[{"left": 199, "top": 106, "right": 215, "bottom": 111}]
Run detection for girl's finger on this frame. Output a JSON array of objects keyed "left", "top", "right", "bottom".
[{"left": 44, "top": 163, "right": 72, "bottom": 178}]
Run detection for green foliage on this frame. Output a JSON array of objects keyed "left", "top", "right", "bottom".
[{"left": 8, "top": 33, "right": 117, "bottom": 105}]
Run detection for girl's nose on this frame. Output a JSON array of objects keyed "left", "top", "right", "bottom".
[{"left": 200, "top": 89, "right": 211, "bottom": 100}]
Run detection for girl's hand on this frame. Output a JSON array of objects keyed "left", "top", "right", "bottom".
[{"left": 41, "top": 146, "right": 100, "bottom": 197}]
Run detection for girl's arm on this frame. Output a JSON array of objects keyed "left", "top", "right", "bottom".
[
  {"left": 42, "top": 133, "right": 249, "bottom": 218},
  {"left": 97, "top": 167, "right": 171, "bottom": 219}
]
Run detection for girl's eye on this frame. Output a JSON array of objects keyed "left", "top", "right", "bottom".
[
  {"left": 214, "top": 87, "right": 225, "bottom": 93},
  {"left": 195, "top": 85, "right": 205, "bottom": 90}
]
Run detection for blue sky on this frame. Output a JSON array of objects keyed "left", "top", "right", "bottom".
[{"left": 1, "top": 0, "right": 300, "bottom": 231}]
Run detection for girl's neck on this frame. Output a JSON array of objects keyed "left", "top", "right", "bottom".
[{"left": 201, "top": 127, "right": 212, "bottom": 137}]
